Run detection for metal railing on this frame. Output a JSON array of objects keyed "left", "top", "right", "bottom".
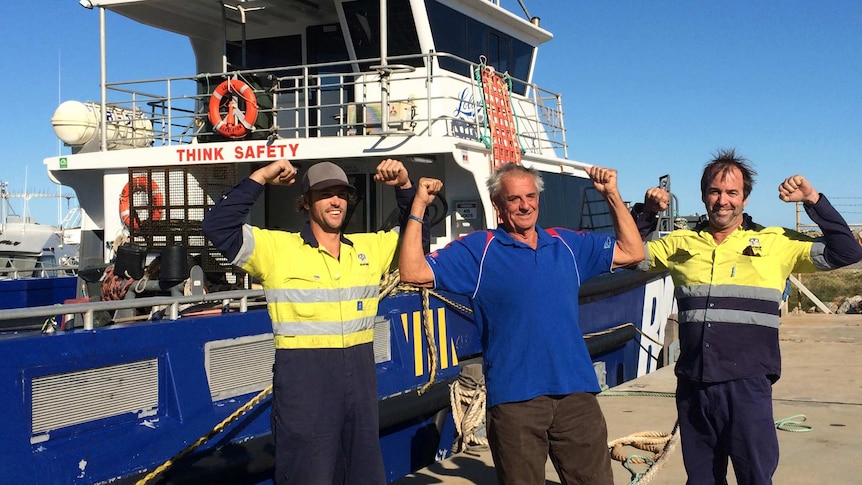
[
  {"left": 0, "top": 289, "right": 266, "bottom": 331},
  {"left": 95, "top": 51, "right": 568, "bottom": 156},
  {"left": 0, "top": 265, "right": 78, "bottom": 279}
]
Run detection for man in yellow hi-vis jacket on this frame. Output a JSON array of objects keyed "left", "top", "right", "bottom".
[
  {"left": 203, "top": 158, "right": 419, "bottom": 485},
  {"left": 631, "top": 149, "right": 862, "bottom": 485}
]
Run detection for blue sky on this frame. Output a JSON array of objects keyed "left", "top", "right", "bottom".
[{"left": 2, "top": 0, "right": 860, "bottom": 229}]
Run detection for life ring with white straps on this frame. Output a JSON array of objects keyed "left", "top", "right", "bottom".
[
  {"left": 208, "top": 79, "right": 258, "bottom": 139},
  {"left": 119, "top": 177, "right": 164, "bottom": 229}
]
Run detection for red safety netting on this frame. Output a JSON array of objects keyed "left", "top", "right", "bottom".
[{"left": 480, "top": 66, "right": 521, "bottom": 169}]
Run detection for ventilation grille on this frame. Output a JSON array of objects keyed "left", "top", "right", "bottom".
[
  {"left": 31, "top": 359, "right": 159, "bottom": 441},
  {"left": 373, "top": 316, "right": 391, "bottom": 364},
  {"left": 206, "top": 334, "right": 274, "bottom": 401}
]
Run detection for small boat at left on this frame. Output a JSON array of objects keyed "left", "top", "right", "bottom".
[{"left": 0, "top": 181, "right": 79, "bottom": 330}]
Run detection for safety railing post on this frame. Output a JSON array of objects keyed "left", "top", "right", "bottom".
[
  {"left": 303, "top": 66, "right": 310, "bottom": 138},
  {"left": 166, "top": 79, "right": 173, "bottom": 145}
]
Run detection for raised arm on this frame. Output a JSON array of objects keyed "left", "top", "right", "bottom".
[
  {"left": 779, "top": 174, "right": 862, "bottom": 268},
  {"left": 585, "top": 166, "right": 645, "bottom": 268},
  {"left": 203, "top": 159, "right": 297, "bottom": 261},
  {"left": 630, "top": 186, "right": 670, "bottom": 239},
  {"left": 398, "top": 178, "right": 443, "bottom": 287}
]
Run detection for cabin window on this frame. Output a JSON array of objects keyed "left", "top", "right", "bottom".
[
  {"left": 537, "top": 173, "right": 614, "bottom": 232},
  {"left": 343, "top": 0, "right": 423, "bottom": 70},
  {"left": 226, "top": 35, "right": 303, "bottom": 72},
  {"left": 307, "top": 24, "right": 351, "bottom": 66},
  {"left": 426, "top": 0, "right": 533, "bottom": 94}
]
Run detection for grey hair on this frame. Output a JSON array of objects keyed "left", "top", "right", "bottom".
[{"left": 486, "top": 163, "right": 545, "bottom": 201}]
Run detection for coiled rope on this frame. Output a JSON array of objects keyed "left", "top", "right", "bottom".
[
  {"left": 601, "top": 389, "right": 812, "bottom": 484},
  {"left": 607, "top": 424, "right": 680, "bottom": 485},
  {"left": 775, "top": 414, "right": 812, "bottom": 432},
  {"left": 449, "top": 363, "right": 488, "bottom": 454}
]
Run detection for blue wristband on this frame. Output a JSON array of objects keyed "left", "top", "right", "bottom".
[{"left": 408, "top": 214, "right": 424, "bottom": 224}]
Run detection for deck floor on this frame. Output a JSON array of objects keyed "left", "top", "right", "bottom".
[{"left": 394, "top": 313, "right": 862, "bottom": 484}]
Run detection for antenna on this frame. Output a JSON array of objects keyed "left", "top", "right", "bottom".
[
  {"left": 58, "top": 48, "right": 63, "bottom": 225},
  {"left": 24, "top": 166, "right": 28, "bottom": 219}
]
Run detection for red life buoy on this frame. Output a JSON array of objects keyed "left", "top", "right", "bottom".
[
  {"left": 208, "top": 79, "right": 258, "bottom": 139},
  {"left": 119, "top": 177, "right": 164, "bottom": 229}
]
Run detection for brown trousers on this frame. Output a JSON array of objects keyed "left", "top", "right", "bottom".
[{"left": 487, "top": 393, "right": 613, "bottom": 485}]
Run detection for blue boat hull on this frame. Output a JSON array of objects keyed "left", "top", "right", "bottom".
[
  {"left": 0, "top": 276, "right": 77, "bottom": 310},
  {"left": 0, "top": 276, "right": 78, "bottom": 330},
  {"left": 0, "top": 270, "right": 671, "bottom": 484}
]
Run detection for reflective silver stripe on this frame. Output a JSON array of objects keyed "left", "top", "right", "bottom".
[
  {"left": 678, "top": 308, "right": 780, "bottom": 329},
  {"left": 265, "top": 285, "right": 378, "bottom": 303},
  {"left": 810, "top": 241, "right": 832, "bottom": 270},
  {"left": 233, "top": 224, "right": 256, "bottom": 267},
  {"left": 676, "top": 284, "right": 781, "bottom": 301},
  {"left": 271, "top": 316, "right": 377, "bottom": 336},
  {"left": 676, "top": 284, "right": 782, "bottom": 329}
]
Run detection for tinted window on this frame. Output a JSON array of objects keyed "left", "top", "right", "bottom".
[
  {"left": 426, "top": 0, "right": 533, "bottom": 94},
  {"left": 343, "top": 0, "right": 422, "bottom": 69},
  {"left": 226, "top": 35, "right": 302, "bottom": 71},
  {"left": 537, "top": 172, "right": 614, "bottom": 232}
]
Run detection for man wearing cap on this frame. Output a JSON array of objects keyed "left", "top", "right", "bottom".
[{"left": 202, "top": 158, "right": 418, "bottom": 485}]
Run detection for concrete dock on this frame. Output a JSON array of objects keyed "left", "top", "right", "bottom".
[{"left": 394, "top": 313, "right": 862, "bottom": 484}]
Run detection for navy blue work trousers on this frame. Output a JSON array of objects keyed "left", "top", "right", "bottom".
[
  {"left": 271, "top": 344, "right": 385, "bottom": 485},
  {"left": 676, "top": 376, "right": 778, "bottom": 485}
]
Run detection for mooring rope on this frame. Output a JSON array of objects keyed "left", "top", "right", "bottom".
[
  {"left": 135, "top": 385, "right": 273, "bottom": 485},
  {"left": 380, "top": 269, "right": 475, "bottom": 394},
  {"left": 601, "top": 390, "right": 812, "bottom": 484},
  {"left": 775, "top": 414, "right": 813, "bottom": 432},
  {"left": 419, "top": 287, "right": 438, "bottom": 395},
  {"left": 449, "top": 364, "right": 488, "bottom": 454},
  {"left": 584, "top": 322, "right": 664, "bottom": 347}
]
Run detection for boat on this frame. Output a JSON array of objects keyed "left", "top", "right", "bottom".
[
  {"left": 0, "top": 1, "right": 676, "bottom": 483},
  {"left": 0, "top": 182, "right": 79, "bottom": 329}
]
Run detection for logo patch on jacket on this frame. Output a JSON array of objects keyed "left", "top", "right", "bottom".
[
  {"left": 358, "top": 253, "right": 369, "bottom": 266},
  {"left": 742, "top": 238, "right": 762, "bottom": 256}
]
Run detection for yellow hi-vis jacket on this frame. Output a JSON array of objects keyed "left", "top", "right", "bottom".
[
  {"left": 235, "top": 224, "right": 399, "bottom": 349},
  {"left": 643, "top": 216, "right": 818, "bottom": 382}
]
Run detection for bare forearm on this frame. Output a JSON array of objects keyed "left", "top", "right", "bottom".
[
  {"left": 399, "top": 200, "right": 434, "bottom": 287},
  {"left": 607, "top": 190, "right": 645, "bottom": 267}
]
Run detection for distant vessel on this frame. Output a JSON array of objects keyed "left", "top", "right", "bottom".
[
  {"left": 0, "top": 181, "right": 78, "bottom": 276},
  {"left": 0, "top": 1, "right": 676, "bottom": 483},
  {"left": 0, "top": 182, "right": 79, "bottom": 327}
]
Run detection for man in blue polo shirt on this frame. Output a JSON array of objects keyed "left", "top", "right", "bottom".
[{"left": 399, "top": 163, "right": 644, "bottom": 485}]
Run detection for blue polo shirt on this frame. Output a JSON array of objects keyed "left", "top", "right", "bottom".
[{"left": 426, "top": 226, "right": 615, "bottom": 407}]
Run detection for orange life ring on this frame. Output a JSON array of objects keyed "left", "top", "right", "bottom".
[
  {"left": 119, "top": 177, "right": 164, "bottom": 229},
  {"left": 208, "top": 79, "right": 258, "bottom": 139}
]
